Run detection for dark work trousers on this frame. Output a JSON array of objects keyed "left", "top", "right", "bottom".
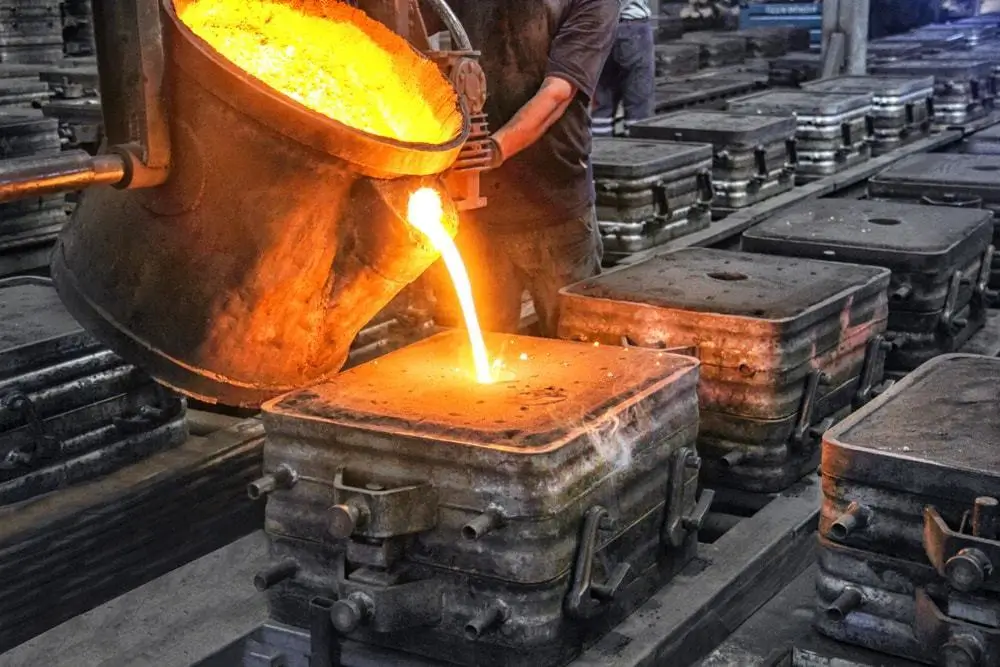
[
  {"left": 593, "top": 19, "right": 655, "bottom": 137},
  {"left": 429, "top": 208, "right": 603, "bottom": 337}
]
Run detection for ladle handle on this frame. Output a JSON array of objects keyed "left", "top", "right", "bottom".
[{"left": 0, "top": 150, "right": 125, "bottom": 202}]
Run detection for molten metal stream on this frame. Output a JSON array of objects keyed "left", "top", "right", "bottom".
[{"left": 407, "top": 188, "right": 493, "bottom": 384}]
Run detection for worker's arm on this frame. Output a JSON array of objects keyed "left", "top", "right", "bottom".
[
  {"left": 489, "top": 0, "right": 619, "bottom": 167},
  {"left": 489, "top": 77, "right": 576, "bottom": 165}
]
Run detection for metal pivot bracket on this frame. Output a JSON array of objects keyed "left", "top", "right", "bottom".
[
  {"left": 938, "top": 271, "right": 968, "bottom": 337},
  {"left": 854, "top": 335, "right": 893, "bottom": 408},
  {"left": 0, "top": 391, "right": 60, "bottom": 469},
  {"left": 564, "top": 506, "right": 631, "bottom": 620},
  {"left": 697, "top": 169, "right": 715, "bottom": 205},
  {"left": 924, "top": 504, "right": 1000, "bottom": 593},
  {"left": 785, "top": 138, "right": 799, "bottom": 172},
  {"left": 753, "top": 145, "right": 768, "bottom": 183},
  {"left": 652, "top": 180, "right": 672, "bottom": 221},
  {"left": 328, "top": 469, "right": 438, "bottom": 540},
  {"left": 915, "top": 588, "right": 1000, "bottom": 667},
  {"left": 973, "top": 245, "right": 998, "bottom": 311},
  {"left": 334, "top": 565, "right": 444, "bottom": 634},
  {"left": 791, "top": 370, "right": 833, "bottom": 449},
  {"left": 663, "top": 447, "right": 714, "bottom": 548}
]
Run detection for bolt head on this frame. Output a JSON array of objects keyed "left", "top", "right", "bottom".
[
  {"left": 942, "top": 636, "right": 982, "bottom": 667},
  {"left": 330, "top": 599, "right": 362, "bottom": 634},
  {"left": 945, "top": 549, "right": 990, "bottom": 592}
]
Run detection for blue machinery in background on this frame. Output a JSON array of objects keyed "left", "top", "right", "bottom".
[{"left": 739, "top": 1, "right": 823, "bottom": 48}]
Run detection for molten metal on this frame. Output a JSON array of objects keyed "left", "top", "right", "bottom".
[
  {"left": 407, "top": 188, "right": 493, "bottom": 384},
  {"left": 177, "top": 0, "right": 463, "bottom": 144}
]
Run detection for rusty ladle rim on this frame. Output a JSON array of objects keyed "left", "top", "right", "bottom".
[{"left": 162, "top": 0, "right": 470, "bottom": 180}]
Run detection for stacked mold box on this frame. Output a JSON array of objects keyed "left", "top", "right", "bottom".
[
  {"left": 767, "top": 52, "right": 821, "bottom": 87},
  {"left": 629, "top": 109, "right": 796, "bottom": 213},
  {"left": 801, "top": 76, "right": 934, "bottom": 155},
  {"left": 655, "top": 43, "right": 702, "bottom": 79},
  {"left": 0, "top": 110, "right": 67, "bottom": 275},
  {"left": 681, "top": 32, "right": 747, "bottom": 68},
  {"left": 742, "top": 199, "right": 996, "bottom": 373},
  {"left": 869, "top": 59, "right": 994, "bottom": 127},
  {"left": 62, "top": 0, "right": 95, "bottom": 56},
  {"left": 557, "top": 248, "right": 891, "bottom": 493},
  {"left": 733, "top": 26, "right": 810, "bottom": 59},
  {"left": 869, "top": 153, "right": 1000, "bottom": 290},
  {"left": 591, "top": 137, "right": 713, "bottom": 264},
  {"left": 816, "top": 354, "right": 1000, "bottom": 666},
  {"left": 654, "top": 71, "right": 762, "bottom": 115},
  {"left": 38, "top": 62, "right": 101, "bottom": 154},
  {"left": 0, "top": 0, "right": 63, "bottom": 64},
  {"left": 727, "top": 90, "right": 873, "bottom": 183},
  {"left": 0, "top": 277, "right": 188, "bottom": 506}
]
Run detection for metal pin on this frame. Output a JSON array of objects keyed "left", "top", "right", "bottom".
[
  {"left": 464, "top": 601, "right": 510, "bottom": 640},
  {"left": 824, "top": 587, "right": 863, "bottom": 621},
  {"left": 253, "top": 559, "right": 299, "bottom": 591},
  {"left": 247, "top": 464, "right": 298, "bottom": 500},
  {"left": 829, "top": 502, "right": 871, "bottom": 540},
  {"left": 462, "top": 506, "right": 505, "bottom": 540}
]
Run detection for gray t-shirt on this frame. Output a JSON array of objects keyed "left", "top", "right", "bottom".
[
  {"left": 446, "top": 0, "right": 619, "bottom": 231},
  {"left": 620, "top": 0, "right": 651, "bottom": 20}
]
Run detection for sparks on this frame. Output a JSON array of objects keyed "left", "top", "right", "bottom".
[{"left": 407, "top": 188, "right": 493, "bottom": 384}]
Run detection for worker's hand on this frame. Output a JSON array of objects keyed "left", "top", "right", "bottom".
[{"left": 485, "top": 136, "right": 505, "bottom": 170}]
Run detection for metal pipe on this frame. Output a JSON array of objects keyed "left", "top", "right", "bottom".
[
  {"left": 421, "top": 0, "right": 472, "bottom": 51},
  {"left": 720, "top": 451, "right": 746, "bottom": 469},
  {"left": 253, "top": 559, "right": 299, "bottom": 591},
  {"left": 972, "top": 496, "right": 1000, "bottom": 540},
  {"left": 0, "top": 151, "right": 125, "bottom": 203},
  {"left": 462, "top": 507, "right": 505, "bottom": 540},
  {"left": 464, "top": 601, "right": 510, "bottom": 640},
  {"left": 247, "top": 464, "right": 298, "bottom": 500},
  {"left": 824, "top": 587, "right": 863, "bottom": 621},
  {"left": 829, "top": 502, "right": 871, "bottom": 540}
]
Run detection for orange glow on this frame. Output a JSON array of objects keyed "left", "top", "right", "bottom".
[
  {"left": 407, "top": 188, "right": 493, "bottom": 384},
  {"left": 177, "top": 0, "right": 463, "bottom": 144}
]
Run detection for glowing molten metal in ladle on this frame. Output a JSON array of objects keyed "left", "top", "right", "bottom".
[{"left": 407, "top": 188, "right": 494, "bottom": 384}]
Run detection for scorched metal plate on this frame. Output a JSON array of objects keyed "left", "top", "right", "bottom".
[
  {"left": 265, "top": 330, "right": 697, "bottom": 453},
  {"left": 822, "top": 353, "right": 1000, "bottom": 505},
  {"left": 742, "top": 199, "right": 993, "bottom": 279},
  {"left": 591, "top": 137, "right": 713, "bottom": 181},
  {"left": 869, "top": 153, "right": 1000, "bottom": 205},
  {"left": 629, "top": 109, "right": 795, "bottom": 148},
  {"left": 801, "top": 75, "right": 935, "bottom": 98},
  {"left": 727, "top": 90, "right": 871, "bottom": 118}
]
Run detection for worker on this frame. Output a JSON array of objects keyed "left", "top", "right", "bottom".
[
  {"left": 423, "top": 1, "right": 619, "bottom": 336},
  {"left": 592, "top": 0, "right": 656, "bottom": 137}
]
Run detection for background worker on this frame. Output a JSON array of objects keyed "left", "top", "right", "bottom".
[
  {"left": 422, "top": 0, "right": 620, "bottom": 336},
  {"left": 592, "top": 0, "right": 656, "bottom": 137}
]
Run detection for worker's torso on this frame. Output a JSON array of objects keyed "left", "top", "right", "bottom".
[{"left": 449, "top": 0, "right": 601, "bottom": 230}]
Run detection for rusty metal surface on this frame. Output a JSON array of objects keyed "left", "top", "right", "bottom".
[
  {"left": 259, "top": 332, "right": 706, "bottom": 666},
  {"left": 558, "top": 248, "right": 890, "bottom": 492},
  {"left": 817, "top": 355, "right": 1000, "bottom": 663},
  {"left": 51, "top": 0, "right": 472, "bottom": 408}
]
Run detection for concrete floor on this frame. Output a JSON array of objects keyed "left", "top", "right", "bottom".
[{"left": 1, "top": 532, "right": 270, "bottom": 667}]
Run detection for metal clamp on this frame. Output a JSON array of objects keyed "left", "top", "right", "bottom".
[
  {"left": 905, "top": 101, "right": 916, "bottom": 126},
  {"left": 791, "top": 370, "right": 832, "bottom": 450},
  {"left": 785, "top": 138, "right": 799, "bottom": 171},
  {"left": 564, "top": 506, "right": 631, "bottom": 620},
  {"left": 696, "top": 169, "right": 715, "bottom": 205},
  {"left": 973, "top": 245, "right": 998, "bottom": 311},
  {"left": 939, "top": 271, "right": 967, "bottom": 337},
  {"left": 853, "top": 335, "right": 893, "bottom": 409},
  {"left": 329, "top": 470, "right": 438, "bottom": 540},
  {"left": 753, "top": 144, "right": 768, "bottom": 181},
  {"left": 652, "top": 180, "right": 671, "bottom": 221},
  {"left": 336, "top": 565, "right": 444, "bottom": 633},
  {"left": 841, "top": 121, "right": 854, "bottom": 148},
  {"left": 924, "top": 504, "right": 1000, "bottom": 593},
  {"left": 0, "top": 391, "right": 59, "bottom": 469},
  {"left": 663, "top": 448, "right": 713, "bottom": 548},
  {"left": 915, "top": 588, "right": 1000, "bottom": 667}
]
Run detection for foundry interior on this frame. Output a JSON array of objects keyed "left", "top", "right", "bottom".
[{"left": 2, "top": 0, "right": 1000, "bottom": 665}]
